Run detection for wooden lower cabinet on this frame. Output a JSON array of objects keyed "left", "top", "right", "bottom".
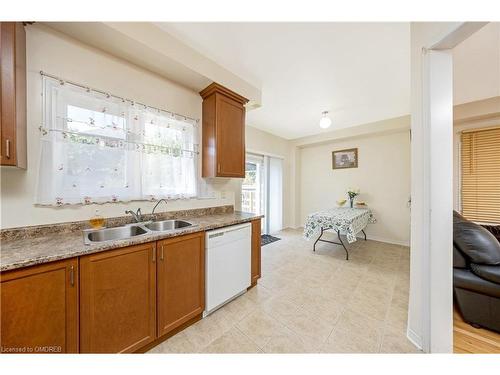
[
  {"left": 0, "top": 259, "right": 78, "bottom": 353},
  {"left": 157, "top": 232, "right": 205, "bottom": 337},
  {"left": 1, "top": 225, "right": 258, "bottom": 353},
  {"left": 251, "top": 219, "right": 262, "bottom": 285},
  {"left": 79, "top": 243, "right": 157, "bottom": 353}
]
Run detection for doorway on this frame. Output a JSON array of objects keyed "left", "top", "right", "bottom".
[{"left": 409, "top": 22, "right": 489, "bottom": 353}]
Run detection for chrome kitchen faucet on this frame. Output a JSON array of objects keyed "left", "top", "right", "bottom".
[
  {"left": 125, "top": 208, "right": 143, "bottom": 223},
  {"left": 151, "top": 199, "right": 168, "bottom": 219}
]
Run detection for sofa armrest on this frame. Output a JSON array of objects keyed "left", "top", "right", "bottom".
[{"left": 481, "top": 224, "right": 500, "bottom": 243}]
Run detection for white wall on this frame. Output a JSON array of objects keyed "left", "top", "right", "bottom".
[
  {"left": 453, "top": 22, "right": 500, "bottom": 105},
  {"left": 0, "top": 24, "right": 239, "bottom": 229},
  {"left": 299, "top": 130, "right": 411, "bottom": 246},
  {"left": 290, "top": 116, "right": 411, "bottom": 230}
]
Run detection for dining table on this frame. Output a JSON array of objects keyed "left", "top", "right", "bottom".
[{"left": 303, "top": 207, "right": 376, "bottom": 260}]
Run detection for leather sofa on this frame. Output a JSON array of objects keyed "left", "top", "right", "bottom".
[{"left": 453, "top": 211, "right": 500, "bottom": 333}]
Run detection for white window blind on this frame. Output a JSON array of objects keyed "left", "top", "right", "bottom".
[
  {"left": 36, "top": 76, "right": 198, "bottom": 206},
  {"left": 460, "top": 126, "right": 500, "bottom": 224}
]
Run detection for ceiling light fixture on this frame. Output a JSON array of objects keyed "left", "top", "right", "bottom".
[{"left": 319, "top": 111, "right": 332, "bottom": 129}]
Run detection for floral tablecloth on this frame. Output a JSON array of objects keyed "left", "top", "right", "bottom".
[{"left": 303, "top": 207, "right": 376, "bottom": 243}]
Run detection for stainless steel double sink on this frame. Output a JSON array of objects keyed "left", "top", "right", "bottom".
[{"left": 83, "top": 219, "right": 194, "bottom": 245}]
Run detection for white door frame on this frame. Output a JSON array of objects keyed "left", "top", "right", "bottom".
[
  {"left": 409, "top": 22, "right": 488, "bottom": 353},
  {"left": 422, "top": 49, "right": 454, "bottom": 353}
]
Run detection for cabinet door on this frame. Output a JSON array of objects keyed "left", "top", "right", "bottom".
[
  {"left": 0, "top": 259, "right": 79, "bottom": 353},
  {"left": 80, "top": 243, "right": 156, "bottom": 353},
  {"left": 0, "top": 22, "right": 17, "bottom": 166},
  {"left": 157, "top": 232, "right": 205, "bottom": 337},
  {"left": 0, "top": 22, "right": 26, "bottom": 168},
  {"left": 216, "top": 94, "right": 245, "bottom": 177},
  {"left": 251, "top": 219, "right": 262, "bottom": 285}
]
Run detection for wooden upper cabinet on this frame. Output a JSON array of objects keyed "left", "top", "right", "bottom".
[
  {"left": 0, "top": 259, "right": 79, "bottom": 353},
  {"left": 0, "top": 22, "right": 27, "bottom": 168},
  {"left": 79, "top": 243, "right": 157, "bottom": 353},
  {"left": 251, "top": 219, "right": 262, "bottom": 285},
  {"left": 200, "top": 83, "right": 248, "bottom": 178},
  {"left": 157, "top": 232, "right": 205, "bottom": 337}
]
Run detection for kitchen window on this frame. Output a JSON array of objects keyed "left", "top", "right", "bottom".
[{"left": 36, "top": 76, "right": 198, "bottom": 206}]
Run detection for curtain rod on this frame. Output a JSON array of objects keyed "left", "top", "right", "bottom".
[
  {"left": 43, "top": 128, "right": 199, "bottom": 156},
  {"left": 40, "top": 71, "right": 200, "bottom": 124}
]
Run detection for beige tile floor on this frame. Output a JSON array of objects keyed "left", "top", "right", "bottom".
[{"left": 148, "top": 228, "right": 420, "bottom": 353}]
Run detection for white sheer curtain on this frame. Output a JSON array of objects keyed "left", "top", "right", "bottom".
[
  {"left": 36, "top": 77, "right": 198, "bottom": 206},
  {"left": 268, "top": 156, "right": 283, "bottom": 234}
]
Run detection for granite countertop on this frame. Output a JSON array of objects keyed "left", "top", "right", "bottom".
[{"left": 0, "top": 211, "right": 263, "bottom": 272}]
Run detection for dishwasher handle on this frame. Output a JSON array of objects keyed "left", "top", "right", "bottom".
[
  {"left": 208, "top": 226, "right": 247, "bottom": 238},
  {"left": 206, "top": 223, "right": 251, "bottom": 246}
]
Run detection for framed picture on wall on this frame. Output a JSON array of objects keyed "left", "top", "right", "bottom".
[{"left": 332, "top": 148, "right": 358, "bottom": 169}]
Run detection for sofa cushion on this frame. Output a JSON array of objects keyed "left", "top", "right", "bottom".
[
  {"left": 453, "top": 214, "right": 500, "bottom": 265},
  {"left": 470, "top": 263, "right": 500, "bottom": 284},
  {"left": 454, "top": 268, "right": 500, "bottom": 298}
]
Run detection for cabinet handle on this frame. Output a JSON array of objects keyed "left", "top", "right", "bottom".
[
  {"left": 152, "top": 247, "right": 156, "bottom": 263},
  {"left": 160, "top": 245, "right": 164, "bottom": 261},
  {"left": 70, "top": 265, "right": 74, "bottom": 286},
  {"left": 5, "top": 139, "right": 11, "bottom": 159},
  {"left": 217, "top": 163, "right": 221, "bottom": 173}
]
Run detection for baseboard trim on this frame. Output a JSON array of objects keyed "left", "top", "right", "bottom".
[
  {"left": 281, "top": 227, "right": 409, "bottom": 247},
  {"left": 356, "top": 234, "right": 410, "bottom": 247},
  {"left": 279, "top": 226, "right": 303, "bottom": 232},
  {"left": 407, "top": 327, "right": 423, "bottom": 351}
]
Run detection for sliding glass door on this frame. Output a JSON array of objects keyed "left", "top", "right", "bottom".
[
  {"left": 242, "top": 153, "right": 283, "bottom": 234},
  {"left": 242, "top": 154, "right": 265, "bottom": 229}
]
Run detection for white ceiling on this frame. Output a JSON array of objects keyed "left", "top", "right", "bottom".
[{"left": 157, "top": 23, "right": 411, "bottom": 140}]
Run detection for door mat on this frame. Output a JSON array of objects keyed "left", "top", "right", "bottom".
[{"left": 261, "top": 234, "right": 281, "bottom": 246}]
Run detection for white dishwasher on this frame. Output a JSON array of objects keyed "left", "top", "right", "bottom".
[{"left": 204, "top": 223, "right": 251, "bottom": 316}]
